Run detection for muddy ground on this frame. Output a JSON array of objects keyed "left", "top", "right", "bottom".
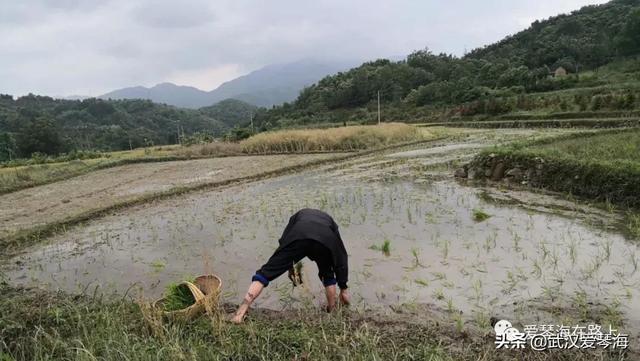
[
  {"left": 3, "top": 128, "right": 637, "bottom": 352},
  {"left": 0, "top": 153, "right": 344, "bottom": 241}
]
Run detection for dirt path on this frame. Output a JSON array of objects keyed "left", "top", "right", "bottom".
[{"left": 0, "top": 154, "right": 344, "bottom": 242}]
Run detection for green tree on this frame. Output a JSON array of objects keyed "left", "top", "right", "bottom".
[
  {"left": 616, "top": 9, "right": 640, "bottom": 56},
  {"left": 0, "top": 132, "right": 17, "bottom": 161},
  {"left": 16, "top": 117, "right": 65, "bottom": 157}
]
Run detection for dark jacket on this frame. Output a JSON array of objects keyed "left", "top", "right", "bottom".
[{"left": 277, "top": 208, "right": 349, "bottom": 289}]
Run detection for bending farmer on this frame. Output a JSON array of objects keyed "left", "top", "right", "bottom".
[{"left": 232, "top": 208, "right": 350, "bottom": 323}]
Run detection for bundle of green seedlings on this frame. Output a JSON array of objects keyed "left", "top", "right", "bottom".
[{"left": 162, "top": 281, "right": 197, "bottom": 312}]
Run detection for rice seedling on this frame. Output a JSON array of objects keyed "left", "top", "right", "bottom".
[
  {"left": 512, "top": 234, "right": 522, "bottom": 253},
  {"left": 149, "top": 260, "right": 166, "bottom": 272},
  {"left": 472, "top": 208, "right": 491, "bottom": 222},
  {"left": 604, "top": 198, "right": 616, "bottom": 213},
  {"left": 369, "top": 239, "right": 391, "bottom": 256},
  {"left": 603, "top": 298, "right": 624, "bottom": 329},
  {"left": 441, "top": 238, "right": 450, "bottom": 260},
  {"left": 472, "top": 279, "right": 483, "bottom": 303},
  {"left": 602, "top": 239, "right": 612, "bottom": 262},
  {"left": 442, "top": 281, "right": 454, "bottom": 289},
  {"left": 446, "top": 297, "right": 456, "bottom": 313},
  {"left": 628, "top": 213, "right": 640, "bottom": 240},
  {"left": 433, "top": 288, "right": 445, "bottom": 301},
  {"left": 410, "top": 248, "right": 425, "bottom": 268},
  {"left": 414, "top": 278, "right": 429, "bottom": 287},
  {"left": 629, "top": 250, "right": 639, "bottom": 274},
  {"left": 161, "top": 282, "right": 196, "bottom": 312},
  {"left": 568, "top": 238, "right": 579, "bottom": 265},
  {"left": 473, "top": 310, "right": 490, "bottom": 329},
  {"left": 431, "top": 272, "right": 446, "bottom": 281}
]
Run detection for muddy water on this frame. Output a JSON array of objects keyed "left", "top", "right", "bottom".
[{"left": 3, "top": 142, "right": 640, "bottom": 340}]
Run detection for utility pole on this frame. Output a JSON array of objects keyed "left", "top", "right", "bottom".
[
  {"left": 250, "top": 112, "right": 254, "bottom": 133},
  {"left": 377, "top": 90, "right": 381, "bottom": 125}
]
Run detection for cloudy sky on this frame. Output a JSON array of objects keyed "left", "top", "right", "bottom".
[{"left": 1, "top": 0, "right": 608, "bottom": 97}]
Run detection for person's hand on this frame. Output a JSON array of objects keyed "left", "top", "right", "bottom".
[
  {"left": 229, "top": 313, "right": 245, "bottom": 324},
  {"left": 339, "top": 289, "right": 350, "bottom": 306}
]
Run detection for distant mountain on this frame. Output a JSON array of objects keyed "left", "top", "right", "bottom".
[
  {"left": 99, "top": 59, "right": 359, "bottom": 108},
  {"left": 100, "top": 83, "right": 211, "bottom": 109},
  {"left": 55, "top": 95, "right": 91, "bottom": 101}
]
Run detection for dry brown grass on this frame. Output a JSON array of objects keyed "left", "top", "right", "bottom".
[
  {"left": 176, "top": 141, "right": 243, "bottom": 157},
  {"left": 240, "top": 123, "right": 426, "bottom": 154}
]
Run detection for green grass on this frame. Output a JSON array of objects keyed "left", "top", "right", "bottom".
[
  {"left": 0, "top": 285, "right": 623, "bottom": 361},
  {"left": 470, "top": 129, "right": 640, "bottom": 208},
  {"left": 528, "top": 129, "right": 640, "bottom": 162}
]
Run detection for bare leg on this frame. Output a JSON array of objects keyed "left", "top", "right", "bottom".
[
  {"left": 231, "top": 281, "right": 264, "bottom": 323},
  {"left": 324, "top": 284, "right": 337, "bottom": 312}
]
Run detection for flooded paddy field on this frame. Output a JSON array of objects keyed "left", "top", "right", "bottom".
[
  {"left": 0, "top": 153, "right": 344, "bottom": 240},
  {"left": 2, "top": 129, "right": 637, "bottom": 346}
]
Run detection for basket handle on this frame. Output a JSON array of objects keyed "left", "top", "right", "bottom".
[{"left": 182, "top": 281, "right": 206, "bottom": 302}]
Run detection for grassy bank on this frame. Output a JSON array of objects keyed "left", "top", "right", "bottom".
[
  {"left": 467, "top": 128, "right": 640, "bottom": 212},
  {"left": 240, "top": 123, "right": 426, "bottom": 154},
  {"left": 0, "top": 285, "right": 627, "bottom": 361},
  {"left": 419, "top": 118, "right": 640, "bottom": 129}
]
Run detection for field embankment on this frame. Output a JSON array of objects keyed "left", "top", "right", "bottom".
[
  {"left": 0, "top": 146, "right": 241, "bottom": 195},
  {"left": 419, "top": 118, "right": 640, "bottom": 129},
  {"left": 462, "top": 129, "right": 640, "bottom": 209},
  {"left": 0, "top": 285, "right": 628, "bottom": 361}
]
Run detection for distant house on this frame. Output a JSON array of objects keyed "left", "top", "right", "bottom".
[{"left": 553, "top": 66, "right": 568, "bottom": 77}]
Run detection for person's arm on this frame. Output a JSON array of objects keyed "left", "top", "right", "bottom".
[
  {"left": 331, "top": 221, "right": 350, "bottom": 305},
  {"left": 231, "top": 280, "right": 265, "bottom": 323},
  {"left": 325, "top": 284, "right": 337, "bottom": 311}
]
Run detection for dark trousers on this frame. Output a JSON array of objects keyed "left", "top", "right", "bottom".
[{"left": 253, "top": 239, "right": 336, "bottom": 287}]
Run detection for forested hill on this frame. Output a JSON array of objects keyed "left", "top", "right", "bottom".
[
  {"left": 199, "top": 99, "right": 258, "bottom": 128},
  {"left": 0, "top": 95, "right": 228, "bottom": 159},
  {"left": 253, "top": 0, "right": 640, "bottom": 128},
  {"left": 467, "top": 0, "right": 640, "bottom": 68}
]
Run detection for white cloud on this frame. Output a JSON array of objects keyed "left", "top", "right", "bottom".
[
  {"left": 166, "top": 64, "right": 244, "bottom": 91},
  {"left": 0, "top": 0, "right": 610, "bottom": 97}
]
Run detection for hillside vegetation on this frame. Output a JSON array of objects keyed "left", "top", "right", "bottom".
[
  {"left": 253, "top": 0, "right": 640, "bottom": 127},
  {"left": 4, "top": 1, "right": 640, "bottom": 161},
  {"left": 0, "top": 95, "right": 232, "bottom": 160},
  {"left": 199, "top": 99, "right": 257, "bottom": 128}
]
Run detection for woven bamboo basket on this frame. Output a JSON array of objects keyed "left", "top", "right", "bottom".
[{"left": 153, "top": 274, "right": 222, "bottom": 321}]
